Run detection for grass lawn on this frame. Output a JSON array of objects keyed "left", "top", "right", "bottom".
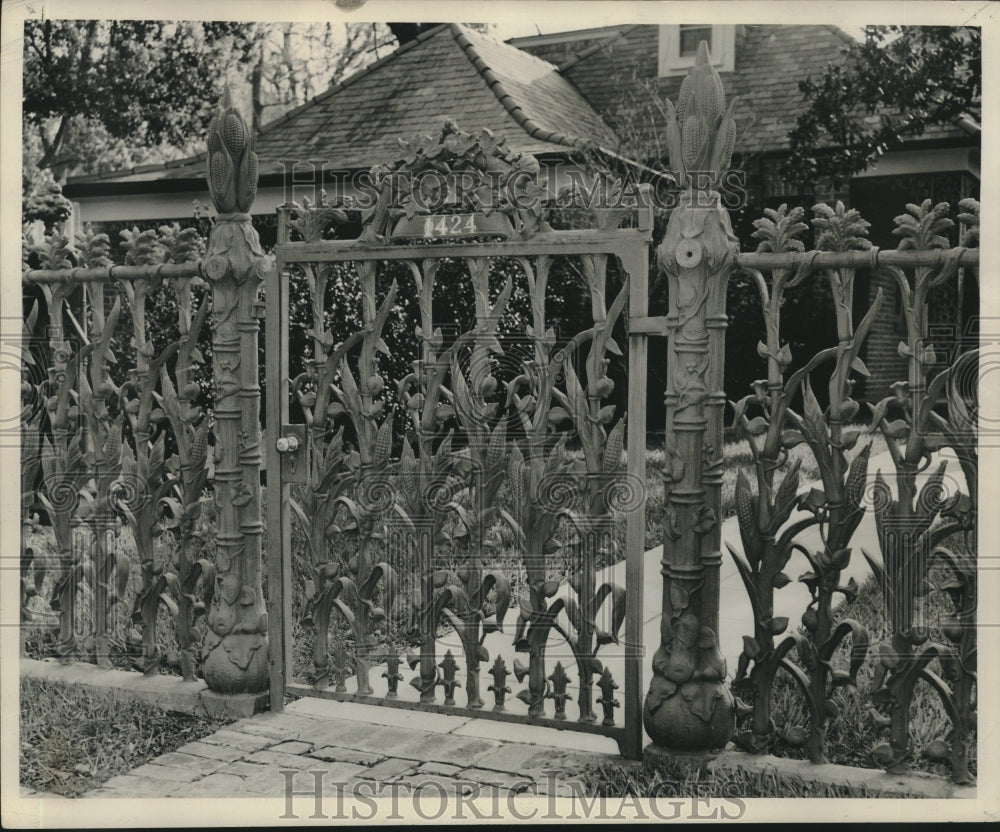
[
  {"left": 580, "top": 754, "right": 891, "bottom": 798},
  {"left": 19, "top": 677, "right": 233, "bottom": 797}
]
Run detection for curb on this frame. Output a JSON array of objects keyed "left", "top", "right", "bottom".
[{"left": 20, "top": 658, "right": 268, "bottom": 720}]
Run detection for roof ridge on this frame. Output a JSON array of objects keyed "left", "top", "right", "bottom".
[
  {"left": 557, "top": 24, "right": 641, "bottom": 73},
  {"left": 455, "top": 22, "right": 565, "bottom": 73},
  {"left": 449, "top": 23, "right": 584, "bottom": 150},
  {"left": 825, "top": 24, "right": 857, "bottom": 45},
  {"left": 506, "top": 24, "right": 632, "bottom": 47}
]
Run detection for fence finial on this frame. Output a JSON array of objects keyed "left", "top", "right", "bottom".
[{"left": 206, "top": 90, "right": 258, "bottom": 215}]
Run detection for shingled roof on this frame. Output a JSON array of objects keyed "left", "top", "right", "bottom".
[
  {"left": 514, "top": 24, "right": 971, "bottom": 159},
  {"left": 66, "top": 22, "right": 976, "bottom": 196},
  {"left": 65, "top": 24, "right": 619, "bottom": 188}
]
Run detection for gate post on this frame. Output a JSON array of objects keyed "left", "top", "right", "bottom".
[
  {"left": 200, "top": 90, "right": 270, "bottom": 698},
  {"left": 643, "top": 43, "right": 736, "bottom": 753}
]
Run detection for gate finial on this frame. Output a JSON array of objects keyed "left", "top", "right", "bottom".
[{"left": 663, "top": 41, "right": 738, "bottom": 189}]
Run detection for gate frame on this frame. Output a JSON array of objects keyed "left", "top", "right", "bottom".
[{"left": 265, "top": 199, "right": 653, "bottom": 759}]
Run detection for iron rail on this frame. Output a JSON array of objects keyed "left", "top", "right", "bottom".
[
  {"left": 737, "top": 247, "right": 978, "bottom": 271},
  {"left": 23, "top": 262, "right": 203, "bottom": 284}
]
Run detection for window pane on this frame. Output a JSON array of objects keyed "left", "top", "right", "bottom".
[{"left": 679, "top": 25, "right": 711, "bottom": 56}]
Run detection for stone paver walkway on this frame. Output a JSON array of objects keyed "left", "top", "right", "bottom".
[{"left": 83, "top": 697, "right": 621, "bottom": 799}]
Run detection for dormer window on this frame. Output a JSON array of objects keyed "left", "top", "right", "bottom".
[
  {"left": 679, "top": 24, "right": 712, "bottom": 57},
  {"left": 659, "top": 25, "right": 735, "bottom": 76}
]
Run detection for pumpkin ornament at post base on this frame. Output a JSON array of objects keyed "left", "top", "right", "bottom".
[
  {"left": 643, "top": 41, "right": 737, "bottom": 753},
  {"left": 200, "top": 88, "right": 271, "bottom": 696}
]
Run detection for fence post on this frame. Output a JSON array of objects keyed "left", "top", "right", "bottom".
[
  {"left": 643, "top": 42, "right": 736, "bottom": 753},
  {"left": 200, "top": 90, "right": 270, "bottom": 697}
]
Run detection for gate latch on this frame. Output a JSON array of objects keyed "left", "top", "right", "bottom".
[{"left": 276, "top": 424, "right": 307, "bottom": 484}]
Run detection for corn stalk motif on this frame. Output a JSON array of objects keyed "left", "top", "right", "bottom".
[
  {"left": 505, "top": 253, "right": 629, "bottom": 721},
  {"left": 282, "top": 202, "right": 356, "bottom": 523},
  {"left": 728, "top": 205, "right": 826, "bottom": 752},
  {"left": 759, "top": 203, "right": 876, "bottom": 763},
  {"left": 28, "top": 228, "right": 86, "bottom": 662},
  {"left": 116, "top": 228, "right": 182, "bottom": 675},
  {"left": 153, "top": 226, "right": 215, "bottom": 682},
  {"left": 20, "top": 303, "right": 47, "bottom": 650},
  {"left": 863, "top": 199, "right": 978, "bottom": 783},
  {"left": 927, "top": 202, "right": 979, "bottom": 785},
  {"left": 535, "top": 252, "right": 629, "bottom": 724},
  {"left": 644, "top": 40, "right": 739, "bottom": 751},
  {"left": 726, "top": 203, "right": 877, "bottom": 759},
  {"left": 394, "top": 258, "right": 490, "bottom": 703},
  {"left": 283, "top": 129, "right": 634, "bottom": 720},
  {"left": 433, "top": 258, "right": 515, "bottom": 709},
  {"left": 23, "top": 220, "right": 217, "bottom": 674},
  {"left": 75, "top": 262, "right": 126, "bottom": 668},
  {"left": 661, "top": 40, "right": 738, "bottom": 191},
  {"left": 284, "top": 196, "right": 369, "bottom": 686},
  {"left": 301, "top": 258, "right": 400, "bottom": 695},
  {"left": 200, "top": 91, "right": 270, "bottom": 694}
]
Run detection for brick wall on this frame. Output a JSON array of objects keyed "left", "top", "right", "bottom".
[
  {"left": 862, "top": 269, "right": 908, "bottom": 402},
  {"left": 516, "top": 25, "right": 852, "bottom": 160}
]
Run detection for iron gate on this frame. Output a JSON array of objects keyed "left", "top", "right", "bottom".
[{"left": 264, "top": 126, "right": 652, "bottom": 757}]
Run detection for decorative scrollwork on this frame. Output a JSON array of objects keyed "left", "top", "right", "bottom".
[{"left": 359, "top": 120, "right": 551, "bottom": 244}]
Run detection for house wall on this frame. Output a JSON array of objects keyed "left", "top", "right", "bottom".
[
  {"left": 517, "top": 24, "right": 854, "bottom": 161},
  {"left": 851, "top": 169, "right": 980, "bottom": 403},
  {"left": 854, "top": 147, "right": 980, "bottom": 180},
  {"left": 68, "top": 162, "right": 592, "bottom": 254},
  {"left": 72, "top": 186, "right": 288, "bottom": 225}
]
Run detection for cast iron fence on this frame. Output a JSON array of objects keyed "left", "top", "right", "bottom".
[
  {"left": 21, "top": 231, "right": 213, "bottom": 681},
  {"left": 19, "top": 45, "right": 980, "bottom": 784}
]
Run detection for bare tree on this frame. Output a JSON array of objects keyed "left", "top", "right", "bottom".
[{"left": 242, "top": 23, "right": 400, "bottom": 131}]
